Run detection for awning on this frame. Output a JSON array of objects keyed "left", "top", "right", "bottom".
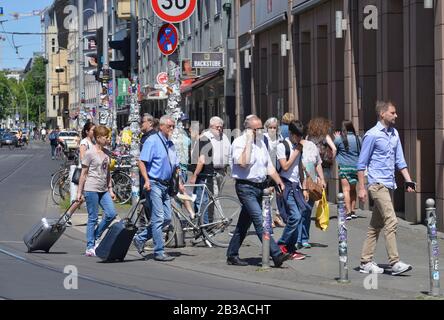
[
  {"left": 180, "top": 69, "right": 223, "bottom": 94},
  {"left": 292, "top": 0, "right": 328, "bottom": 15},
  {"left": 250, "top": 13, "right": 287, "bottom": 35}
]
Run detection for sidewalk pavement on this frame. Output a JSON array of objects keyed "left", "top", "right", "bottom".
[{"left": 68, "top": 179, "right": 444, "bottom": 300}]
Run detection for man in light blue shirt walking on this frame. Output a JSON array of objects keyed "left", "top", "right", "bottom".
[
  {"left": 357, "top": 101, "right": 415, "bottom": 276},
  {"left": 133, "top": 115, "right": 183, "bottom": 262}
]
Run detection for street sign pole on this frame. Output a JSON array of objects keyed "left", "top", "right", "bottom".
[
  {"left": 78, "top": 0, "right": 85, "bottom": 131},
  {"left": 111, "top": 0, "right": 117, "bottom": 148},
  {"left": 129, "top": 0, "right": 140, "bottom": 206}
]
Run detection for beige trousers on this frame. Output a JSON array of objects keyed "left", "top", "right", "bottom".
[{"left": 361, "top": 183, "right": 400, "bottom": 265}]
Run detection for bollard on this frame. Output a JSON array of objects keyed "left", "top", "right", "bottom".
[
  {"left": 426, "top": 199, "right": 440, "bottom": 297},
  {"left": 261, "top": 188, "right": 273, "bottom": 269},
  {"left": 69, "top": 165, "right": 78, "bottom": 205},
  {"left": 337, "top": 193, "right": 350, "bottom": 283}
]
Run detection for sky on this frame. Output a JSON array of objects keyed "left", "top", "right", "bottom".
[{"left": 0, "top": 0, "right": 53, "bottom": 70}]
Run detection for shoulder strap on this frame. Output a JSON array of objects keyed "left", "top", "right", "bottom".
[
  {"left": 263, "top": 135, "right": 269, "bottom": 150},
  {"left": 283, "top": 140, "right": 290, "bottom": 161},
  {"left": 277, "top": 140, "right": 293, "bottom": 174},
  {"left": 157, "top": 133, "right": 173, "bottom": 171},
  {"left": 355, "top": 135, "right": 361, "bottom": 153}
]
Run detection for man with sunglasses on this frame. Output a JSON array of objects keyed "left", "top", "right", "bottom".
[
  {"left": 227, "top": 115, "right": 290, "bottom": 267},
  {"left": 133, "top": 115, "right": 184, "bottom": 262}
]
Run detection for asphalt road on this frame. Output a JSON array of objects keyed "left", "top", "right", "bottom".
[{"left": 0, "top": 141, "right": 336, "bottom": 300}]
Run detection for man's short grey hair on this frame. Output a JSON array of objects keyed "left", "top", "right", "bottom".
[
  {"left": 142, "top": 113, "right": 154, "bottom": 122},
  {"left": 244, "top": 114, "right": 260, "bottom": 129},
  {"left": 209, "top": 116, "right": 224, "bottom": 127},
  {"left": 159, "top": 115, "right": 174, "bottom": 125},
  {"left": 264, "top": 117, "right": 279, "bottom": 129}
]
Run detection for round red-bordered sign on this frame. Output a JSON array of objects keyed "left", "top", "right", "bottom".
[
  {"left": 157, "top": 23, "right": 179, "bottom": 56},
  {"left": 151, "top": 0, "right": 197, "bottom": 23},
  {"left": 156, "top": 72, "right": 168, "bottom": 85}
]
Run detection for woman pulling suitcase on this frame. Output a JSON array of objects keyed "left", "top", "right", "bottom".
[{"left": 77, "top": 125, "right": 117, "bottom": 257}]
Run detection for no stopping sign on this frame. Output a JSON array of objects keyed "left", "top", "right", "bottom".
[{"left": 151, "top": 0, "right": 197, "bottom": 23}]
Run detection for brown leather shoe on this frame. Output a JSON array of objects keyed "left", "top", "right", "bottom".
[{"left": 273, "top": 215, "right": 285, "bottom": 228}]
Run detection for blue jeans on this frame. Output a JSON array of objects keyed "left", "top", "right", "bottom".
[
  {"left": 278, "top": 189, "right": 302, "bottom": 251},
  {"left": 50, "top": 144, "right": 56, "bottom": 157},
  {"left": 227, "top": 183, "right": 282, "bottom": 258},
  {"left": 194, "top": 177, "right": 210, "bottom": 224},
  {"left": 84, "top": 191, "right": 117, "bottom": 250},
  {"left": 298, "top": 199, "right": 315, "bottom": 245},
  {"left": 135, "top": 181, "right": 172, "bottom": 256}
]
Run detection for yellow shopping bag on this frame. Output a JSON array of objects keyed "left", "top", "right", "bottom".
[{"left": 315, "top": 190, "right": 329, "bottom": 231}]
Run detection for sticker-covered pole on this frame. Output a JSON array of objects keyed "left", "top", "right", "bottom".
[
  {"left": 337, "top": 193, "right": 350, "bottom": 283},
  {"left": 261, "top": 188, "right": 273, "bottom": 269},
  {"left": 426, "top": 199, "right": 440, "bottom": 297}
]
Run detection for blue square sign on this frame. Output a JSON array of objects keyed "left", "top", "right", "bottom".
[{"left": 0, "top": 8, "right": 3, "bottom": 16}]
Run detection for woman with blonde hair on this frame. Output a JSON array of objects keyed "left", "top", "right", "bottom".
[
  {"left": 77, "top": 125, "right": 117, "bottom": 257},
  {"left": 280, "top": 113, "right": 296, "bottom": 139}
]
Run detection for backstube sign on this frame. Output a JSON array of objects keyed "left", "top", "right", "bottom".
[{"left": 192, "top": 52, "right": 224, "bottom": 69}]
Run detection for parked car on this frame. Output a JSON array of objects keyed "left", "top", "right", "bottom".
[
  {"left": 0, "top": 132, "right": 18, "bottom": 147},
  {"left": 58, "top": 131, "right": 80, "bottom": 149}
]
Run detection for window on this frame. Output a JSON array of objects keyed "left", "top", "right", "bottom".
[
  {"left": 187, "top": 15, "right": 192, "bottom": 36},
  {"left": 53, "top": 96, "right": 56, "bottom": 110},
  {"left": 215, "top": 0, "right": 222, "bottom": 17},
  {"left": 240, "top": 0, "right": 250, "bottom": 5},
  {"left": 179, "top": 22, "right": 184, "bottom": 41},
  {"left": 204, "top": 0, "right": 210, "bottom": 26}
]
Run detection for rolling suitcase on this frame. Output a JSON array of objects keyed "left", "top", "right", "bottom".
[
  {"left": 23, "top": 201, "right": 81, "bottom": 253},
  {"left": 95, "top": 199, "right": 144, "bottom": 262}
]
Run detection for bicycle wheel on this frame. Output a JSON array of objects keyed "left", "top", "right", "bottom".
[
  {"left": 143, "top": 207, "right": 178, "bottom": 250},
  {"left": 111, "top": 171, "right": 132, "bottom": 204},
  {"left": 52, "top": 174, "right": 69, "bottom": 205},
  {"left": 50, "top": 169, "right": 65, "bottom": 190},
  {"left": 200, "top": 195, "right": 242, "bottom": 248}
]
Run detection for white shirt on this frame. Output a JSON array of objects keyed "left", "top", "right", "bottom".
[
  {"left": 203, "top": 130, "right": 231, "bottom": 168},
  {"left": 276, "top": 138, "right": 301, "bottom": 184},
  {"left": 231, "top": 134, "right": 273, "bottom": 183}
]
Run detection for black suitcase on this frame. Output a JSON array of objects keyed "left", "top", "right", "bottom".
[
  {"left": 95, "top": 199, "right": 144, "bottom": 262},
  {"left": 23, "top": 201, "right": 81, "bottom": 253}
]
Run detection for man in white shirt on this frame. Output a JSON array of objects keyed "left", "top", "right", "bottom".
[
  {"left": 190, "top": 117, "right": 230, "bottom": 223},
  {"left": 227, "top": 115, "right": 290, "bottom": 267}
]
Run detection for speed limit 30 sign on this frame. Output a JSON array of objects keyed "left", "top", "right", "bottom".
[{"left": 151, "top": 0, "right": 197, "bottom": 23}]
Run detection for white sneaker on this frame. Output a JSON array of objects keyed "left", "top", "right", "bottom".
[
  {"left": 359, "top": 261, "right": 384, "bottom": 274},
  {"left": 85, "top": 248, "right": 96, "bottom": 257},
  {"left": 391, "top": 261, "right": 412, "bottom": 276}
]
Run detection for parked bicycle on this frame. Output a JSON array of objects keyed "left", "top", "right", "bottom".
[
  {"left": 110, "top": 154, "right": 132, "bottom": 205},
  {"left": 143, "top": 182, "right": 242, "bottom": 249}
]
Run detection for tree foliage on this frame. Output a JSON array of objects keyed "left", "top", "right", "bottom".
[{"left": 0, "top": 56, "right": 46, "bottom": 127}]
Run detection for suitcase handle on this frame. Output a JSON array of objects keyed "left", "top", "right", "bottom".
[
  {"left": 124, "top": 198, "right": 146, "bottom": 226},
  {"left": 56, "top": 200, "right": 83, "bottom": 226}
]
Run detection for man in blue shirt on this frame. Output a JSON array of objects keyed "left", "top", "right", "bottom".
[
  {"left": 357, "top": 101, "right": 415, "bottom": 276},
  {"left": 133, "top": 115, "right": 184, "bottom": 262}
]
